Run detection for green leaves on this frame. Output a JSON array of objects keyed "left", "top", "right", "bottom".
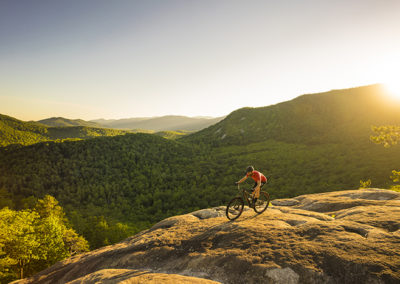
[
  {"left": 371, "top": 125, "right": 400, "bottom": 148},
  {"left": 63, "top": 228, "right": 89, "bottom": 256},
  {"left": 35, "top": 195, "right": 65, "bottom": 220},
  {"left": 0, "top": 196, "right": 88, "bottom": 281},
  {"left": 0, "top": 208, "right": 40, "bottom": 279},
  {"left": 371, "top": 125, "right": 400, "bottom": 191},
  {"left": 390, "top": 170, "right": 400, "bottom": 192},
  {"left": 391, "top": 170, "right": 400, "bottom": 183},
  {"left": 359, "top": 179, "right": 372, "bottom": 189}
]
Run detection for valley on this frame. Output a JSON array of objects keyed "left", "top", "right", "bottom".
[{"left": 1, "top": 85, "right": 400, "bottom": 282}]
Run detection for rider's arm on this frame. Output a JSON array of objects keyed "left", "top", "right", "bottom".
[{"left": 237, "top": 175, "right": 248, "bottom": 184}]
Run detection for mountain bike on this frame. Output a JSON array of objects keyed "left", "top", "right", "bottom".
[{"left": 226, "top": 184, "right": 270, "bottom": 220}]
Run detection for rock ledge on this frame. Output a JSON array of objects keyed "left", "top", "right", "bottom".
[{"left": 14, "top": 188, "right": 400, "bottom": 284}]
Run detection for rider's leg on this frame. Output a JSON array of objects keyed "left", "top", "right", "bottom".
[
  {"left": 251, "top": 182, "right": 257, "bottom": 198},
  {"left": 251, "top": 182, "right": 258, "bottom": 207},
  {"left": 253, "top": 182, "right": 266, "bottom": 206},
  {"left": 254, "top": 181, "right": 265, "bottom": 199}
]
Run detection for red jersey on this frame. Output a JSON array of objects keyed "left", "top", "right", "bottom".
[{"left": 247, "top": 170, "right": 267, "bottom": 183}]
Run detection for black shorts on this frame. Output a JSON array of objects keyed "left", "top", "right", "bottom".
[{"left": 252, "top": 181, "right": 266, "bottom": 190}]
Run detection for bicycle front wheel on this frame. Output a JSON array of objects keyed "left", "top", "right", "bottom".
[
  {"left": 253, "top": 191, "right": 270, "bottom": 214},
  {"left": 226, "top": 197, "right": 244, "bottom": 220}
]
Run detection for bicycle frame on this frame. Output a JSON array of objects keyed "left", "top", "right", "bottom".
[{"left": 237, "top": 184, "right": 253, "bottom": 207}]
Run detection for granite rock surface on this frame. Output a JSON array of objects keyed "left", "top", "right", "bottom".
[{"left": 14, "top": 188, "right": 400, "bottom": 284}]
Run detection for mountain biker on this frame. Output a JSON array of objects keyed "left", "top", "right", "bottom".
[{"left": 235, "top": 166, "right": 267, "bottom": 207}]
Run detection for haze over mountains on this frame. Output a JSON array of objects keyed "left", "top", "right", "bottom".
[
  {"left": 37, "top": 115, "right": 225, "bottom": 132},
  {"left": 91, "top": 115, "right": 225, "bottom": 131}
]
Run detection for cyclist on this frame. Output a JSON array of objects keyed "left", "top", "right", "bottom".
[{"left": 236, "top": 166, "right": 267, "bottom": 207}]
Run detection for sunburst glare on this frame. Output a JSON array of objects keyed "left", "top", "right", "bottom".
[{"left": 384, "top": 78, "right": 400, "bottom": 100}]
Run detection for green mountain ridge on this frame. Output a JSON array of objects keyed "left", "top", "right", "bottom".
[
  {"left": 0, "top": 114, "right": 49, "bottom": 147},
  {"left": 183, "top": 84, "right": 400, "bottom": 146},
  {"left": 0, "top": 114, "right": 130, "bottom": 147},
  {"left": 38, "top": 117, "right": 103, "bottom": 128}
]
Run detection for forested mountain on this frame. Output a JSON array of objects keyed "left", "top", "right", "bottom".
[
  {"left": 38, "top": 117, "right": 103, "bottom": 128},
  {"left": 0, "top": 114, "right": 130, "bottom": 147},
  {"left": 154, "top": 130, "right": 191, "bottom": 139},
  {"left": 0, "top": 114, "right": 49, "bottom": 147},
  {"left": 1, "top": 84, "right": 400, "bottom": 253},
  {"left": 183, "top": 84, "right": 400, "bottom": 146},
  {"left": 91, "top": 115, "right": 225, "bottom": 131}
]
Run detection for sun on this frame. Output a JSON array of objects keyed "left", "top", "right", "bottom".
[{"left": 383, "top": 78, "right": 400, "bottom": 101}]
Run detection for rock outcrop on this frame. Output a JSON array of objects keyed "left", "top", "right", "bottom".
[{"left": 14, "top": 188, "right": 400, "bottom": 283}]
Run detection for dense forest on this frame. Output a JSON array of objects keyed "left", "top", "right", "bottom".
[
  {"left": 1, "top": 85, "right": 400, "bottom": 282},
  {"left": 0, "top": 114, "right": 130, "bottom": 147}
]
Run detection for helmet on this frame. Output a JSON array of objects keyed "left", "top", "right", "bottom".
[{"left": 246, "top": 166, "right": 254, "bottom": 173}]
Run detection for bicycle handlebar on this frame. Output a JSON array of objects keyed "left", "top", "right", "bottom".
[
  {"left": 237, "top": 183, "right": 248, "bottom": 193},
  {"left": 237, "top": 183, "right": 256, "bottom": 193}
]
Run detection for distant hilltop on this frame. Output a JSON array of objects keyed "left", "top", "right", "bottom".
[
  {"left": 89, "top": 115, "right": 226, "bottom": 132},
  {"left": 14, "top": 188, "right": 400, "bottom": 283},
  {"left": 38, "top": 117, "right": 103, "bottom": 128}
]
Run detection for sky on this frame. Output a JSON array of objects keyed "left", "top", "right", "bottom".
[{"left": 1, "top": 0, "right": 400, "bottom": 121}]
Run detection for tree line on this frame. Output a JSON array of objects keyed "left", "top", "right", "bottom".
[{"left": 0, "top": 195, "right": 88, "bottom": 283}]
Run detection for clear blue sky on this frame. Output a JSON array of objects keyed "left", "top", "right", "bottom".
[{"left": 1, "top": 0, "right": 399, "bottom": 120}]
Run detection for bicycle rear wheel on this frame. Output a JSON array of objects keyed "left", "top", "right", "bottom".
[
  {"left": 226, "top": 197, "right": 244, "bottom": 220},
  {"left": 253, "top": 191, "right": 270, "bottom": 214}
]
